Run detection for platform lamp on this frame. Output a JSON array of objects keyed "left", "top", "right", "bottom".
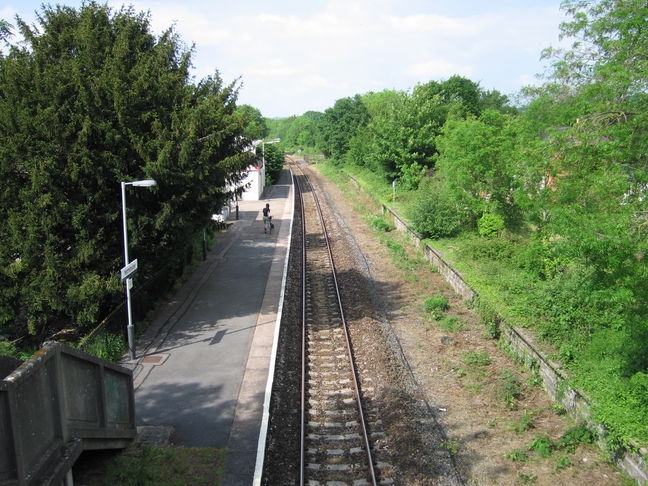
[{"left": 120, "top": 179, "right": 157, "bottom": 360}]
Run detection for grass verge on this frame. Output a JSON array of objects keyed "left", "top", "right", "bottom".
[{"left": 74, "top": 445, "right": 225, "bottom": 486}]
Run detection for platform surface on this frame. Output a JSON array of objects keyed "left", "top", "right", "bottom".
[{"left": 129, "top": 169, "right": 293, "bottom": 485}]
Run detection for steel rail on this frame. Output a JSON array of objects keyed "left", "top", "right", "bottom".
[
  {"left": 297, "top": 170, "right": 307, "bottom": 486},
  {"left": 293, "top": 161, "right": 378, "bottom": 486}
]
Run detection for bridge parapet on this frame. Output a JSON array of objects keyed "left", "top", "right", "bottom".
[{"left": 0, "top": 341, "right": 136, "bottom": 486}]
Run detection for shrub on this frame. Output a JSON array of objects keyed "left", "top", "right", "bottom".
[
  {"left": 458, "top": 235, "right": 517, "bottom": 262},
  {"left": 535, "top": 264, "right": 631, "bottom": 349},
  {"left": 424, "top": 295, "right": 449, "bottom": 314},
  {"left": 463, "top": 350, "right": 492, "bottom": 367},
  {"left": 513, "top": 237, "right": 569, "bottom": 280},
  {"left": 82, "top": 333, "right": 126, "bottom": 362},
  {"left": 528, "top": 434, "right": 554, "bottom": 458},
  {"left": 477, "top": 212, "right": 505, "bottom": 237},
  {"left": 370, "top": 216, "right": 394, "bottom": 232},
  {"left": 630, "top": 371, "right": 648, "bottom": 405},
  {"left": 410, "top": 179, "right": 470, "bottom": 239},
  {"left": 555, "top": 425, "right": 595, "bottom": 453},
  {"left": 399, "top": 161, "right": 427, "bottom": 191}
]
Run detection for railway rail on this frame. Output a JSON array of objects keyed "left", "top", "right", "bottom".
[
  {"left": 261, "top": 157, "right": 462, "bottom": 484},
  {"left": 291, "top": 160, "right": 392, "bottom": 485}
]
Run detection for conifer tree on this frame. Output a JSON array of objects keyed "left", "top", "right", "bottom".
[{"left": 0, "top": 3, "right": 251, "bottom": 339}]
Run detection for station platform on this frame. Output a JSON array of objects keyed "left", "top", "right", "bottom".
[{"left": 128, "top": 169, "right": 293, "bottom": 485}]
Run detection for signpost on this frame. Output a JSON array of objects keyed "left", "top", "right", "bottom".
[
  {"left": 120, "top": 259, "right": 138, "bottom": 281},
  {"left": 121, "top": 179, "right": 156, "bottom": 360}
]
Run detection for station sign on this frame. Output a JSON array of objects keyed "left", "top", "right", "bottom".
[{"left": 120, "top": 259, "right": 138, "bottom": 281}]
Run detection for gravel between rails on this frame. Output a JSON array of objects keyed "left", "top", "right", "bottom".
[{"left": 261, "top": 163, "right": 462, "bottom": 485}]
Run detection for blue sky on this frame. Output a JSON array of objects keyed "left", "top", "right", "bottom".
[{"left": 1, "top": 1, "right": 567, "bottom": 118}]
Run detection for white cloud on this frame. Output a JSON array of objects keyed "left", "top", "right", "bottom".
[
  {"left": 107, "top": 1, "right": 232, "bottom": 46},
  {"left": 8, "top": 0, "right": 566, "bottom": 116},
  {"left": 297, "top": 74, "right": 338, "bottom": 89},
  {"left": 518, "top": 73, "right": 542, "bottom": 87},
  {"left": 407, "top": 58, "right": 474, "bottom": 79},
  {"left": 387, "top": 13, "right": 477, "bottom": 36},
  {"left": 247, "top": 58, "right": 298, "bottom": 77}
]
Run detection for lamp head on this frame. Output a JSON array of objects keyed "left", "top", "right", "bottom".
[{"left": 131, "top": 179, "right": 157, "bottom": 187}]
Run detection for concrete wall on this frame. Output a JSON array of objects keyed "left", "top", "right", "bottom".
[
  {"left": 0, "top": 342, "right": 136, "bottom": 486},
  {"left": 347, "top": 174, "right": 647, "bottom": 484}
]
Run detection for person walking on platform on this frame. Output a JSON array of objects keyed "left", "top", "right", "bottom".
[{"left": 262, "top": 203, "right": 272, "bottom": 233}]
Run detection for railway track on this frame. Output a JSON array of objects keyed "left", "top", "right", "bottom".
[{"left": 291, "top": 160, "right": 392, "bottom": 486}]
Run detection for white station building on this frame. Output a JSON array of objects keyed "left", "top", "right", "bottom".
[{"left": 213, "top": 139, "right": 277, "bottom": 222}]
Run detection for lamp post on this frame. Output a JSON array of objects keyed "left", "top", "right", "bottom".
[{"left": 121, "top": 179, "right": 157, "bottom": 360}]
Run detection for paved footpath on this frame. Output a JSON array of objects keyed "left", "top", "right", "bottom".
[{"left": 127, "top": 169, "right": 293, "bottom": 485}]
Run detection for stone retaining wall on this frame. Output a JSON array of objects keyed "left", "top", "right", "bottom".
[{"left": 347, "top": 175, "right": 647, "bottom": 484}]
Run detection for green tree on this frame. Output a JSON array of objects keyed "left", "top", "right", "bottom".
[
  {"left": 266, "top": 116, "right": 294, "bottom": 143},
  {"left": 0, "top": 19, "right": 12, "bottom": 44},
  {"left": 512, "top": 0, "right": 648, "bottom": 443},
  {"left": 319, "top": 95, "right": 370, "bottom": 160},
  {"left": 380, "top": 77, "right": 483, "bottom": 188},
  {"left": 534, "top": 0, "right": 648, "bottom": 284},
  {"left": 236, "top": 104, "right": 268, "bottom": 141},
  {"left": 543, "top": 0, "right": 648, "bottom": 100},
  {"left": 343, "top": 78, "right": 491, "bottom": 190},
  {"left": 346, "top": 90, "right": 408, "bottom": 178},
  {"left": 479, "top": 88, "right": 518, "bottom": 114},
  {"left": 266, "top": 113, "right": 324, "bottom": 153},
  {"left": 284, "top": 116, "right": 322, "bottom": 150},
  {"left": 436, "top": 110, "right": 523, "bottom": 225},
  {"left": 0, "top": 3, "right": 250, "bottom": 340},
  {"left": 263, "top": 142, "right": 284, "bottom": 184},
  {"left": 439, "top": 75, "right": 481, "bottom": 116}
]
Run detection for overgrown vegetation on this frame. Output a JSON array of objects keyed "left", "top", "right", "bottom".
[
  {"left": 507, "top": 410, "right": 537, "bottom": 434},
  {"left": 80, "top": 333, "right": 126, "bottom": 362},
  {"left": 501, "top": 424, "right": 598, "bottom": 470},
  {"left": 424, "top": 295, "right": 449, "bottom": 319},
  {"left": 269, "top": 0, "right": 648, "bottom": 453},
  {"left": 504, "top": 424, "right": 597, "bottom": 467},
  {"left": 0, "top": 3, "right": 254, "bottom": 350},
  {"left": 74, "top": 446, "right": 225, "bottom": 486},
  {"left": 369, "top": 215, "right": 394, "bottom": 233}
]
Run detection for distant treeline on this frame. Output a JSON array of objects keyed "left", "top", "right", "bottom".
[{"left": 268, "top": 0, "right": 648, "bottom": 453}]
